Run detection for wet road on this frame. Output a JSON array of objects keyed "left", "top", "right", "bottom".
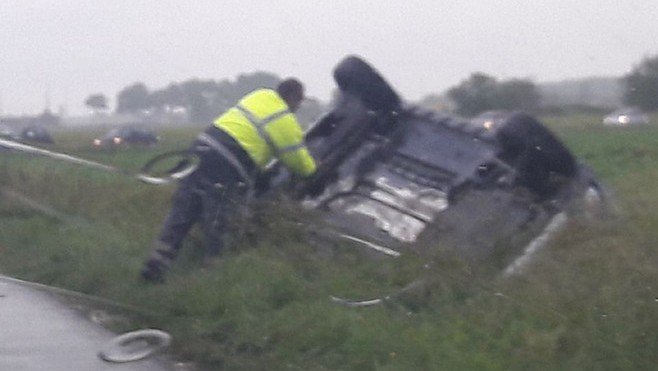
[{"left": 0, "top": 276, "right": 176, "bottom": 371}]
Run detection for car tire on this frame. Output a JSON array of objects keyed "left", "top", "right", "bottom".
[
  {"left": 98, "top": 329, "right": 171, "bottom": 363},
  {"left": 495, "top": 112, "right": 577, "bottom": 198},
  {"left": 333, "top": 55, "right": 401, "bottom": 112}
]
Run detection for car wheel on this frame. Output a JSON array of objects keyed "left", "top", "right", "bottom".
[
  {"left": 98, "top": 329, "right": 171, "bottom": 363},
  {"left": 333, "top": 55, "right": 401, "bottom": 112},
  {"left": 495, "top": 112, "right": 577, "bottom": 198}
]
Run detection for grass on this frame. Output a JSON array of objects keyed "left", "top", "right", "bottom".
[{"left": 1, "top": 116, "right": 657, "bottom": 370}]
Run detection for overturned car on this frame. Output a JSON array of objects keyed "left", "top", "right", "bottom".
[{"left": 264, "top": 56, "right": 605, "bottom": 274}]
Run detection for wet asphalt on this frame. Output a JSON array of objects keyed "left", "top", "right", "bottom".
[{"left": 0, "top": 276, "right": 177, "bottom": 371}]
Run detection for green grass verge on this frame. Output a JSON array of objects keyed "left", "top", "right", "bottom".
[{"left": 1, "top": 117, "right": 657, "bottom": 370}]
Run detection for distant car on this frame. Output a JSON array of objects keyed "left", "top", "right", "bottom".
[
  {"left": 93, "top": 127, "right": 160, "bottom": 147},
  {"left": 0, "top": 125, "right": 20, "bottom": 151},
  {"left": 0, "top": 124, "right": 21, "bottom": 141},
  {"left": 603, "top": 108, "right": 650, "bottom": 126},
  {"left": 20, "top": 126, "right": 55, "bottom": 144}
]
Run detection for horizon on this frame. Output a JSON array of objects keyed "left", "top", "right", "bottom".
[
  {"left": 0, "top": 73, "right": 626, "bottom": 119},
  {"left": 2, "top": 1, "right": 656, "bottom": 116}
]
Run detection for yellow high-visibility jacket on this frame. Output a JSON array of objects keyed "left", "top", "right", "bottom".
[{"left": 213, "top": 89, "right": 317, "bottom": 177}]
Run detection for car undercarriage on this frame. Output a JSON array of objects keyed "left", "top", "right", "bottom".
[{"left": 263, "top": 55, "right": 606, "bottom": 274}]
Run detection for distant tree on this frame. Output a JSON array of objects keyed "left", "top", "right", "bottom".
[
  {"left": 495, "top": 79, "right": 540, "bottom": 112},
  {"left": 447, "top": 73, "right": 539, "bottom": 116},
  {"left": 417, "top": 93, "right": 453, "bottom": 112},
  {"left": 152, "top": 72, "right": 281, "bottom": 123},
  {"left": 447, "top": 73, "right": 498, "bottom": 116},
  {"left": 150, "top": 84, "right": 185, "bottom": 111},
  {"left": 231, "top": 72, "right": 280, "bottom": 100},
  {"left": 178, "top": 79, "right": 222, "bottom": 123},
  {"left": 622, "top": 54, "right": 658, "bottom": 111},
  {"left": 84, "top": 93, "right": 108, "bottom": 112},
  {"left": 116, "top": 82, "right": 151, "bottom": 114},
  {"left": 111, "top": 71, "right": 295, "bottom": 123}
]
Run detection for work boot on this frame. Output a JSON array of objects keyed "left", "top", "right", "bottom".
[
  {"left": 140, "top": 243, "right": 176, "bottom": 283},
  {"left": 140, "top": 259, "right": 167, "bottom": 283}
]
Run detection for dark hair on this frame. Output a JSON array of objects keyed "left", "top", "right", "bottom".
[{"left": 276, "top": 78, "right": 304, "bottom": 101}]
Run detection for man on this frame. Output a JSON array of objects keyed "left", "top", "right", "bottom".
[{"left": 141, "top": 78, "right": 317, "bottom": 282}]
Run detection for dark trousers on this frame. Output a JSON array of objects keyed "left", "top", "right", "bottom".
[{"left": 156, "top": 136, "right": 250, "bottom": 259}]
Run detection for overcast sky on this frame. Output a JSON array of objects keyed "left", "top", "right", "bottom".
[{"left": 1, "top": 0, "right": 657, "bottom": 115}]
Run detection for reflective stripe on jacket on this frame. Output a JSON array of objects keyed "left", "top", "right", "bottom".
[{"left": 213, "top": 89, "right": 316, "bottom": 177}]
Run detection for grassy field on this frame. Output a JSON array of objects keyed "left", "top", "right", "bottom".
[{"left": 1, "top": 115, "right": 657, "bottom": 370}]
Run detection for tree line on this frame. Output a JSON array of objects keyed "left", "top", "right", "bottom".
[
  {"left": 447, "top": 53, "right": 658, "bottom": 117},
  {"left": 84, "top": 71, "right": 325, "bottom": 124},
  {"left": 85, "top": 53, "right": 658, "bottom": 121}
]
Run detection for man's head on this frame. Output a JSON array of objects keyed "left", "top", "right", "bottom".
[{"left": 276, "top": 78, "right": 304, "bottom": 112}]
